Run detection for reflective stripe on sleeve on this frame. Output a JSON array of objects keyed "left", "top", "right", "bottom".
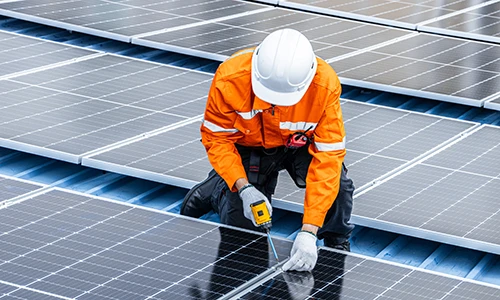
[
  {"left": 202, "top": 119, "right": 239, "bottom": 133},
  {"left": 315, "top": 137, "right": 346, "bottom": 151},
  {"left": 280, "top": 121, "right": 317, "bottom": 131}
]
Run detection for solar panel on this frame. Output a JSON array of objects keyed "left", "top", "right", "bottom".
[
  {"left": 418, "top": 1, "right": 500, "bottom": 44},
  {"left": 0, "top": 282, "right": 65, "bottom": 300},
  {"left": 485, "top": 97, "right": 500, "bottom": 111},
  {"left": 133, "top": 7, "right": 413, "bottom": 61},
  {"left": 235, "top": 248, "right": 500, "bottom": 299},
  {"left": 354, "top": 125, "right": 500, "bottom": 255},
  {"left": 0, "top": 30, "right": 98, "bottom": 79},
  {"left": 273, "top": 100, "right": 477, "bottom": 211},
  {"left": 134, "top": 8, "right": 499, "bottom": 106},
  {"left": 0, "top": 0, "right": 269, "bottom": 42},
  {"left": 83, "top": 120, "right": 210, "bottom": 189},
  {"left": 332, "top": 33, "right": 500, "bottom": 107},
  {"left": 279, "top": 0, "right": 485, "bottom": 30},
  {"left": 105, "top": 0, "right": 269, "bottom": 21},
  {"left": 0, "top": 175, "right": 44, "bottom": 204},
  {"left": 0, "top": 54, "right": 212, "bottom": 163},
  {"left": 83, "top": 100, "right": 477, "bottom": 212},
  {"left": 0, "top": 188, "right": 292, "bottom": 299}
]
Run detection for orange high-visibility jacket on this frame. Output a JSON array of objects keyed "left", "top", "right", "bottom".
[{"left": 201, "top": 49, "right": 346, "bottom": 227}]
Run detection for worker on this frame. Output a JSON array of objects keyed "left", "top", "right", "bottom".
[{"left": 181, "top": 28, "right": 354, "bottom": 272}]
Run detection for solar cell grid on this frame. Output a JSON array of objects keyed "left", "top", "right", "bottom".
[
  {"left": 0, "top": 0, "right": 268, "bottom": 42},
  {"left": 0, "top": 283, "right": 65, "bottom": 300},
  {"left": 3, "top": 188, "right": 500, "bottom": 299},
  {"left": 0, "top": 175, "right": 43, "bottom": 204},
  {"left": 133, "top": 8, "right": 412, "bottom": 61},
  {"left": 237, "top": 249, "right": 500, "bottom": 299},
  {"left": 418, "top": 1, "right": 500, "bottom": 44},
  {"left": 279, "top": 0, "right": 484, "bottom": 30},
  {"left": 354, "top": 125, "right": 500, "bottom": 254},
  {"left": 0, "top": 54, "right": 212, "bottom": 163},
  {"left": 108, "top": 0, "right": 267, "bottom": 20},
  {"left": 0, "top": 188, "right": 291, "bottom": 299},
  {"left": 273, "top": 100, "right": 477, "bottom": 210},
  {"left": 10, "top": 54, "right": 212, "bottom": 114},
  {"left": 83, "top": 100, "right": 476, "bottom": 215},
  {"left": 83, "top": 120, "right": 211, "bottom": 188},
  {"left": 0, "top": 30, "right": 97, "bottom": 79},
  {"left": 333, "top": 33, "right": 500, "bottom": 106}
]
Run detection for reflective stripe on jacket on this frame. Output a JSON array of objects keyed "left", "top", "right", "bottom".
[{"left": 200, "top": 48, "right": 346, "bottom": 227}]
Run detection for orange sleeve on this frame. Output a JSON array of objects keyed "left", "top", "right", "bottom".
[
  {"left": 302, "top": 82, "right": 345, "bottom": 227},
  {"left": 200, "top": 72, "right": 247, "bottom": 191}
]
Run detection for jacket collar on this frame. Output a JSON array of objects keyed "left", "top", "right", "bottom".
[{"left": 252, "top": 94, "right": 289, "bottom": 113}]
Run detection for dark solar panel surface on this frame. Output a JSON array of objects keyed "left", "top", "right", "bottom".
[
  {"left": 0, "top": 188, "right": 292, "bottom": 299},
  {"left": 0, "top": 30, "right": 96, "bottom": 78},
  {"left": 239, "top": 249, "right": 500, "bottom": 300},
  {"left": 354, "top": 125, "right": 500, "bottom": 254}
]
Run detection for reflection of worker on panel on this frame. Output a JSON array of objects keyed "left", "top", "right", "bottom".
[{"left": 181, "top": 28, "right": 355, "bottom": 272}]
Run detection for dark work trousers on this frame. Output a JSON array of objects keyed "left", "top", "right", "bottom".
[{"left": 213, "top": 144, "right": 355, "bottom": 245}]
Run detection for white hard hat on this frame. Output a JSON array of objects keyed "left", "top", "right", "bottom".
[{"left": 252, "top": 28, "right": 317, "bottom": 106}]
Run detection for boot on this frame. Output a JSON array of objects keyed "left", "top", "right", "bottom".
[
  {"left": 180, "top": 170, "right": 222, "bottom": 218},
  {"left": 324, "top": 239, "right": 351, "bottom": 252}
]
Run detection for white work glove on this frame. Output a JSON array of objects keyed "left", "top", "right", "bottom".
[
  {"left": 282, "top": 231, "right": 318, "bottom": 272},
  {"left": 282, "top": 271, "right": 315, "bottom": 300},
  {"left": 238, "top": 184, "right": 273, "bottom": 227}
]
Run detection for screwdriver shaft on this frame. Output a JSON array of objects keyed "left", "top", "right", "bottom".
[{"left": 267, "top": 230, "right": 279, "bottom": 262}]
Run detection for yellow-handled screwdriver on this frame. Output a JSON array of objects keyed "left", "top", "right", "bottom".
[{"left": 250, "top": 200, "right": 279, "bottom": 262}]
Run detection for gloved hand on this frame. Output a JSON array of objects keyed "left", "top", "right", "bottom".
[
  {"left": 238, "top": 184, "right": 272, "bottom": 227},
  {"left": 282, "top": 271, "right": 315, "bottom": 300},
  {"left": 282, "top": 231, "right": 318, "bottom": 272}
]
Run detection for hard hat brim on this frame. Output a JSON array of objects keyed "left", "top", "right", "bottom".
[{"left": 252, "top": 71, "right": 311, "bottom": 106}]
